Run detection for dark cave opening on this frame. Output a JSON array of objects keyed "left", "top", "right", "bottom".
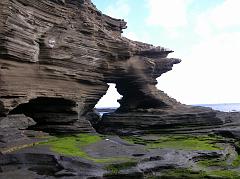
[
  {"left": 9, "top": 97, "right": 78, "bottom": 126},
  {"left": 10, "top": 97, "right": 76, "bottom": 114}
]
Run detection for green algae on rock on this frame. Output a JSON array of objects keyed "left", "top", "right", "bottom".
[
  {"left": 39, "top": 134, "right": 135, "bottom": 163},
  {"left": 197, "top": 157, "right": 229, "bottom": 168},
  {"left": 207, "top": 170, "right": 240, "bottom": 178},
  {"left": 148, "top": 168, "right": 240, "bottom": 179},
  {"left": 155, "top": 169, "right": 208, "bottom": 179},
  {"left": 232, "top": 154, "right": 240, "bottom": 167},
  {"left": 105, "top": 161, "right": 138, "bottom": 175},
  {"left": 123, "top": 135, "right": 223, "bottom": 151},
  {"left": 40, "top": 134, "right": 101, "bottom": 159}
]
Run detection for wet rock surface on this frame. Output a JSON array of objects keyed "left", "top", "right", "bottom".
[
  {"left": 0, "top": 133, "right": 240, "bottom": 178},
  {"left": 0, "top": 114, "right": 48, "bottom": 154},
  {"left": 0, "top": 152, "right": 105, "bottom": 179}
]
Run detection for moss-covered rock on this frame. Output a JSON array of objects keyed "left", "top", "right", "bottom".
[
  {"left": 39, "top": 134, "right": 133, "bottom": 163},
  {"left": 37, "top": 133, "right": 240, "bottom": 179},
  {"left": 123, "top": 135, "right": 223, "bottom": 151},
  {"left": 105, "top": 161, "right": 138, "bottom": 175},
  {"left": 147, "top": 168, "right": 240, "bottom": 179}
]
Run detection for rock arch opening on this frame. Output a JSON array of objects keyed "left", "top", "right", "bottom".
[{"left": 95, "top": 83, "right": 122, "bottom": 114}]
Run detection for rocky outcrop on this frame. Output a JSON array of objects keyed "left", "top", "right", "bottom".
[
  {"left": 0, "top": 0, "right": 239, "bottom": 135},
  {"left": 0, "top": 114, "right": 48, "bottom": 154},
  {"left": 1, "top": 1, "right": 240, "bottom": 178},
  {"left": 99, "top": 107, "right": 225, "bottom": 135},
  {"left": 0, "top": 0, "right": 182, "bottom": 133},
  {"left": 0, "top": 114, "right": 35, "bottom": 129},
  {"left": 1, "top": 133, "right": 240, "bottom": 179},
  {"left": 0, "top": 152, "right": 105, "bottom": 178}
]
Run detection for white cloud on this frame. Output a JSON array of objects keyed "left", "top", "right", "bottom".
[
  {"left": 195, "top": 0, "right": 240, "bottom": 38},
  {"left": 195, "top": 15, "right": 213, "bottom": 38},
  {"left": 123, "top": 31, "right": 139, "bottom": 41},
  {"left": 123, "top": 30, "right": 151, "bottom": 43},
  {"left": 210, "top": 0, "right": 240, "bottom": 29},
  {"left": 145, "top": 0, "right": 192, "bottom": 29},
  {"left": 105, "top": 0, "right": 130, "bottom": 19},
  {"left": 159, "top": 0, "right": 240, "bottom": 105},
  {"left": 159, "top": 32, "right": 240, "bottom": 104}
]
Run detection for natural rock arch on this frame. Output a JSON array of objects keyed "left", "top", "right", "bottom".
[{"left": 0, "top": 0, "right": 224, "bottom": 134}]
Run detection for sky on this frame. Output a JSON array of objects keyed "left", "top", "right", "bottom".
[{"left": 93, "top": 0, "right": 240, "bottom": 108}]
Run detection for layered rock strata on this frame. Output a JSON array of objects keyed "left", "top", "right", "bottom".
[
  {"left": 99, "top": 107, "right": 225, "bottom": 135},
  {"left": 0, "top": 0, "right": 181, "bottom": 133},
  {"left": 1, "top": 0, "right": 240, "bottom": 178},
  {"left": 0, "top": 0, "right": 237, "bottom": 135}
]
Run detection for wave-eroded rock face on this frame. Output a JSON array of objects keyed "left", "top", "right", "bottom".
[
  {"left": 0, "top": 0, "right": 223, "bottom": 133},
  {"left": 1, "top": 2, "right": 240, "bottom": 179},
  {"left": 0, "top": 0, "right": 182, "bottom": 131}
]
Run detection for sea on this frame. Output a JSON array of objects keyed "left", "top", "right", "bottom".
[
  {"left": 195, "top": 103, "right": 240, "bottom": 112},
  {"left": 96, "top": 103, "right": 240, "bottom": 115}
]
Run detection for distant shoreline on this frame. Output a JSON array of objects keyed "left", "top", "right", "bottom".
[{"left": 96, "top": 103, "right": 240, "bottom": 113}]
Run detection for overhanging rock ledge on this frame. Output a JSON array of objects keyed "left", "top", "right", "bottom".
[{"left": 0, "top": 0, "right": 237, "bottom": 134}]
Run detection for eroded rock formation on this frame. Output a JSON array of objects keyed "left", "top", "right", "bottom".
[
  {"left": 0, "top": 0, "right": 236, "bottom": 135},
  {"left": 1, "top": 1, "right": 240, "bottom": 179},
  {"left": 0, "top": 0, "right": 182, "bottom": 133}
]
